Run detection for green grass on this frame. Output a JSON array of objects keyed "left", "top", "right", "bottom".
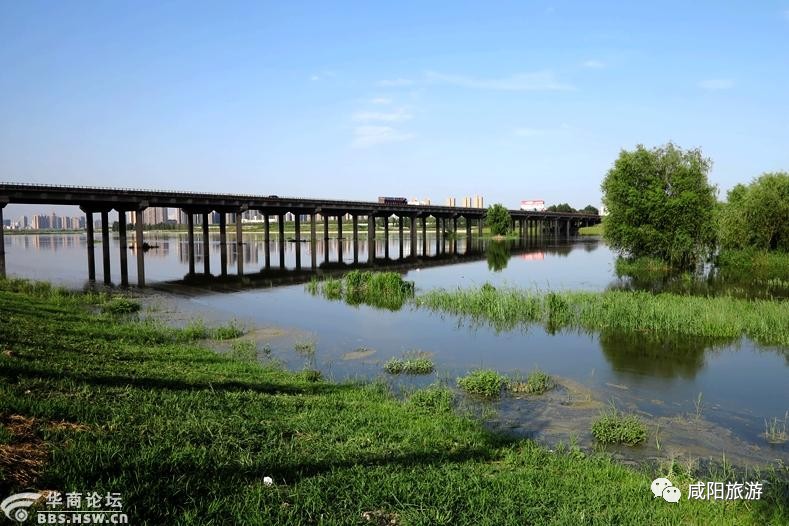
[
  {"left": 457, "top": 370, "right": 508, "bottom": 398},
  {"left": 579, "top": 223, "right": 604, "bottom": 235},
  {"left": 1, "top": 278, "right": 787, "bottom": 524},
  {"left": 383, "top": 356, "right": 435, "bottom": 375},
  {"left": 307, "top": 271, "right": 415, "bottom": 310},
  {"left": 100, "top": 297, "right": 142, "bottom": 315},
  {"left": 416, "top": 285, "right": 789, "bottom": 346},
  {"left": 509, "top": 369, "right": 554, "bottom": 395},
  {"left": 592, "top": 406, "right": 648, "bottom": 446},
  {"left": 614, "top": 256, "right": 672, "bottom": 279},
  {"left": 716, "top": 249, "right": 789, "bottom": 282},
  {"left": 406, "top": 385, "right": 454, "bottom": 413}
]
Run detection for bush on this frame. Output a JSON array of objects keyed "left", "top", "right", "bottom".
[
  {"left": 591, "top": 408, "right": 647, "bottom": 446},
  {"left": 457, "top": 370, "right": 508, "bottom": 398},
  {"left": 601, "top": 142, "right": 717, "bottom": 267},
  {"left": 485, "top": 204, "right": 511, "bottom": 236}
]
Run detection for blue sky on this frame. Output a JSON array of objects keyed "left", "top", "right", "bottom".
[{"left": 2, "top": 1, "right": 788, "bottom": 216}]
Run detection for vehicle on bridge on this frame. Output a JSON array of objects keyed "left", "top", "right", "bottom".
[
  {"left": 378, "top": 196, "right": 409, "bottom": 205},
  {"left": 520, "top": 199, "right": 545, "bottom": 211}
]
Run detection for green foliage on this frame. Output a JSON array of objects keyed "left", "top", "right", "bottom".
[
  {"left": 715, "top": 249, "right": 789, "bottom": 282},
  {"left": 485, "top": 203, "right": 511, "bottom": 236},
  {"left": 579, "top": 223, "right": 604, "bottom": 236},
  {"left": 509, "top": 370, "right": 554, "bottom": 395},
  {"left": 601, "top": 142, "right": 717, "bottom": 267},
  {"left": 717, "top": 172, "right": 789, "bottom": 252},
  {"left": 383, "top": 353, "right": 435, "bottom": 375},
  {"left": 592, "top": 406, "right": 648, "bottom": 446},
  {"left": 614, "top": 257, "right": 672, "bottom": 279},
  {"left": 406, "top": 385, "right": 454, "bottom": 413},
  {"left": 546, "top": 203, "right": 576, "bottom": 213},
  {"left": 100, "top": 297, "right": 141, "bottom": 315},
  {"left": 457, "top": 370, "right": 508, "bottom": 398},
  {"left": 416, "top": 286, "right": 789, "bottom": 346},
  {"left": 582, "top": 205, "right": 599, "bottom": 215},
  {"left": 228, "top": 339, "right": 258, "bottom": 362},
  {"left": 306, "top": 271, "right": 415, "bottom": 310}
]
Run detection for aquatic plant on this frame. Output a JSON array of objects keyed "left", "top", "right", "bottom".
[
  {"left": 457, "top": 370, "right": 508, "bottom": 398},
  {"left": 100, "top": 297, "right": 141, "bottom": 315},
  {"left": 509, "top": 369, "right": 554, "bottom": 395},
  {"left": 591, "top": 405, "right": 648, "bottom": 446},
  {"left": 416, "top": 286, "right": 789, "bottom": 346},
  {"left": 406, "top": 385, "right": 453, "bottom": 413},
  {"left": 228, "top": 339, "right": 257, "bottom": 363},
  {"left": 383, "top": 354, "right": 434, "bottom": 375},
  {"left": 306, "top": 271, "right": 415, "bottom": 310},
  {"left": 764, "top": 411, "right": 789, "bottom": 444}
]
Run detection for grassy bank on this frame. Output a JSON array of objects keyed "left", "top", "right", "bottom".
[
  {"left": 2, "top": 280, "right": 785, "bottom": 524},
  {"left": 716, "top": 249, "right": 789, "bottom": 282},
  {"left": 579, "top": 223, "right": 604, "bottom": 235},
  {"left": 416, "top": 285, "right": 789, "bottom": 346}
]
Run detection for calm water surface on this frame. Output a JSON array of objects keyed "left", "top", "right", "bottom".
[{"left": 3, "top": 231, "right": 787, "bottom": 467}]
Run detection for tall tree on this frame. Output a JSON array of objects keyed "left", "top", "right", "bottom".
[
  {"left": 485, "top": 204, "right": 511, "bottom": 236},
  {"left": 718, "top": 172, "right": 789, "bottom": 251},
  {"left": 601, "top": 143, "right": 717, "bottom": 267}
]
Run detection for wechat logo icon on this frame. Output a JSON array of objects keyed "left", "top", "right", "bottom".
[{"left": 651, "top": 478, "right": 681, "bottom": 503}]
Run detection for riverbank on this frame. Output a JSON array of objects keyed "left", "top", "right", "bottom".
[{"left": 1, "top": 279, "right": 784, "bottom": 524}]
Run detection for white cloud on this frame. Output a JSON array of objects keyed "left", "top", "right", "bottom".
[
  {"left": 425, "top": 70, "right": 573, "bottom": 91},
  {"left": 583, "top": 59, "right": 606, "bottom": 69},
  {"left": 377, "top": 78, "right": 414, "bottom": 87},
  {"left": 370, "top": 97, "right": 392, "bottom": 105},
  {"left": 698, "top": 79, "right": 734, "bottom": 90},
  {"left": 352, "top": 126, "right": 415, "bottom": 148},
  {"left": 352, "top": 107, "right": 412, "bottom": 122}
]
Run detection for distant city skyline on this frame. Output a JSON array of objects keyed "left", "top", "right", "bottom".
[{"left": 2, "top": 2, "right": 788, "bottom": 217}]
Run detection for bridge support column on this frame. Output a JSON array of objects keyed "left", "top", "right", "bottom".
[
  {"left": 118, "top": 211, "right": 128, "bottom": 286},
  {"left": 263, "top": 214, "right": 270, "bottom": 269},
  {"left": 134, "top": 210, "right": 145, "bottom": 287},
  {"left": 421, "top": 217, "right": 427, "bottom": 256},
  {"left": 295, "top": 213, "right": 301, "bottom": 242},
  {"left": 310, "top": 213, "right": 317, "bottom": 269},
  {"left": 219, "top": 213, "right": 228, "bottom": 276},
  {"left": 466, "top": 216, "right": 471, "bottom": 239},
  {"left": 323, "top": 214, "right": 329, "bottom": 240},
  {"left": 435, "top": 217, "right": 441, "bottom": 254},
  {"left": 352, "top": 215, "right": 359, "bottom": 263},
  {"left": 367, "top": 215, "right": 375, "bottom": 263},
  {"left": 410, "top": 216, "right": 417, "bottom": 257},
  {"left": 236, "top": 212, "right": 244, "bottom": 276},
  {"left": 100, "top": 211, "right": 111, "bottom": 284},
  {"left": 566, "top": 219, "right": 570, "bottom": 237},
  {"left": 187, "top": 213, "right": 195, "bottom": 274},
  {"left": 519, "top": 219, "right": 524, "bottom": 239},
  {"left": 398, "top": 216, "right": 404, "bottom": 258},
  {"left": 278, "top": 214, "right": 285, "bottom": 269},
  {"left": 478, "top": 217, "right": 483, "bottom": 237},
  {"left": 202, "top": 213, "right": 210, "bottom": 274}
]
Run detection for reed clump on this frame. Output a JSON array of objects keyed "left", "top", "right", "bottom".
[{"left": 307, "top": 271, "right": 415, "bottom": 310}]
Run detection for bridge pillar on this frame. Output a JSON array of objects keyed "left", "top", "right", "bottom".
[
  {"left": 310, "top": 213, "right": 317, "bottom": 269},
  {"left": 337, "top": 214, "right": 343, "bottom": 238},
  {"left": 84, "top": 211, "right": 96, "bottom": 281},
  {"left": 410, "top": 216, "right": 417, "bottom": 257},
  {"left": 118, "top": 211, "right": 128, "bottom": 286},
  {"left": 465, "top": 216, "right": 471, "bottom": 239},
  {"left": 100, "top": 211, "right": 111, "bottom": 284},
  {"left": 566, "top": 219, "right": 570, "bottom": 237},
  {"left": 236, "top": 212, "right": 244, "bottom": 276},
  {"left": 518, "top": 219, "right": 523, "bottom": 239},
  {"left": 263, "top": 214, "right": 270, "bottom": 269},
  {"left": 295, "top": 213, "right": 301, "bottom": 242},
  {"left": 186, "top": 213, "right": 195, "bottom": 274},
  {"left": 202, "top": 213, "right": 210, "bottom": 274},
  {"left": 134, "top": 210, "right": 145, "bottom": 287},
  {"left": 278, "top": 213, "right": 285, "bottom": 269},
  {"left": 421, "top": 217, "right": 427, "bottom": 256},
  {"left": 398, "top": 216, "right": 404, "bottom": 258},
  {"left": 219, "top": 213, "right": 228, "bottom": 276},
  {"left": 478, "top": 217, "right": 483, "bottom": 237},
  {"left": 323, "top": 214, "right": 329, "bottom": 240},
  {"left": 352, "top": 215, "right": 359, "bottom": 263},
  {"left": 367, "top": 214, "right": 375, "bottom": 263}
]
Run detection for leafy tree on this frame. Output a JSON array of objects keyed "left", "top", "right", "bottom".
[
  {"left": 546, "top": 203, "right": 576, "bottom": 213},
  {"left": 485, "top": 203, "right": 511, "bottom": 236},
  {"left": 601, "top": 143, "right": 717, "bottom": 267},
  {"left": 718, "top": 172, "right": 789, "bottom": 251},
  {"left": 582, "top": 205, "right": 599, "bottom": 215}
]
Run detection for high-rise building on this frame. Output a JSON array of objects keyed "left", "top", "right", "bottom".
[
  {"left": 474, "top": 195, "right": 484, "bottom": 208},
  {"left": 142, "top": 207, "right": 169, "bottom": 225},
  {"left": 445, "top": 197, "right": 456, "bottom": 207}
]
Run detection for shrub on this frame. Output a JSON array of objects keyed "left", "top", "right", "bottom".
[{"left": 457, "top": 370, "right": 507, "bottom": 398}]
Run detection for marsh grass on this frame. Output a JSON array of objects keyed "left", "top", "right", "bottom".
[
  {"left": 307, "top": 271, "right": 414, "bottom": 310},
  {"left": 383, "top": 351, "right": 434, "bottom": 375},
  {"left": 100, "top": 297, "right": 141, "bottom": 315},
  {"left": 591, "top": 404, "right": 648, "bottom": 446},
  {"left": 294, "top": 340, "right": 317, "bottom": 356},
  {"left": 416, "top": 286, "right": 789, "bottom": 346},
  {"left": 764, "top": 411, "right": 789, "bottom": 444},
  {"left": 457, "top": 370, "right": 508, "bottom": 398},
  {"left": 406, "top": 385, "right": 454, "bottom": 413},
  {"left": 228, "top": 339, "right": 258, "bottom": 363},
  {"left": 509, "top": 369, "right": 554, "bottom": 395}
]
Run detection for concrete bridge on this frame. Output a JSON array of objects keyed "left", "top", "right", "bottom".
[{"left": 0, "top": 182, "right": 601, "bottom": 286}]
